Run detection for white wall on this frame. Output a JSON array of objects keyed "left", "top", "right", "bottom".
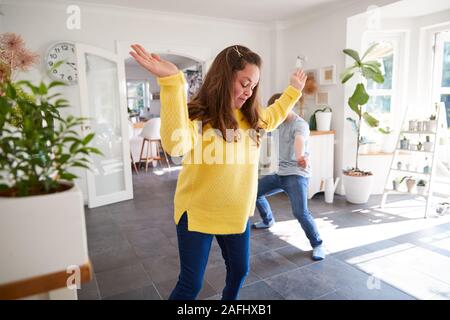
[{"left": 1, "top": 0, "right": 273, "bottom": 203}]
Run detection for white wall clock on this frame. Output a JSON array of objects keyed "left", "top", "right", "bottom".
[{"left": 45, "top": 41, "right": 78, "bottom": 85}]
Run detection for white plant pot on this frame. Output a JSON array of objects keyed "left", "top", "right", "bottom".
[
  {"left": 315, "top": 112, "right": 332, "bottom": 131},
  {"left": 0, "top": 183, "right": 89, "bottom": 298},
  {"left": 417, "top": 186, "right": 426, "bottom": 195},
  {"left": 342, "top": 173, "right": 374, "bottom": 204},
  {"left": 424, "top": 141, "right": 433, "bottom": 152},
  {"left": 381, "top": 132, "right": 398, "bottom": 153}
]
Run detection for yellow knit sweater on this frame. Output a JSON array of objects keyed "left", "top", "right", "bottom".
[{"left": 157, "top": 71, "right": 301, "bottom": 234}]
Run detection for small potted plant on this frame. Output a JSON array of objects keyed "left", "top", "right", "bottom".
[
  {"left": 429, "top": 113, "right": 437, "bottom": 132},
  {"left": 392, "top": 177, "right": 401, "bottom": 191},
  {"left": 309, "top": 106, "right": 332, "bottom": 131},
  {"left": 416, "top": 179, "right": 427, "bottom": 195},
  {"left": 400, "top": 136, "right": 409, "bottom": 150},
  {"left": 417, "top": 141, "right": 423, "bottom": 151}
]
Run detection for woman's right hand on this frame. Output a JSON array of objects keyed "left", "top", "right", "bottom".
[
  {"left": 129, "top": 44, "right": 179, "bottom": 78},
  {"left": 289, "top": 69, "right": 307, "bottom": 92}
]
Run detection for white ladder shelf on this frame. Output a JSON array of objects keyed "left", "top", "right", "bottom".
[{"left": 380, "top": 103, "right": 445, "bottom": 218}]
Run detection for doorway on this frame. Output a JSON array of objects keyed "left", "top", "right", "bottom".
[{"left": 124, "top": 53, "right": 204, "bottom": 177}]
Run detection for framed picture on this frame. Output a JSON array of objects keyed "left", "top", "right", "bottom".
[
  {"left": 316, "top": 91, "right": 329, "bottom": 105},
  {"left": 319, "top": 65, "right": 336, "bottom": 85},
  {"left": 151, "top": 92, "right": 160, "bottom": 100}
]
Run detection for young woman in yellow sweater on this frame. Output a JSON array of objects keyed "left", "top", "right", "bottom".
[{"left": 130, "top": 44, "right": 306, "bottom": 300}]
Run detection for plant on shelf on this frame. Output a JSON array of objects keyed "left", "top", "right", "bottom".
[
  {"left": 416, "top": 179, "right": 427, "bottom": 195},
  {"left": 340, "top": 42, "right": 388, "bottom": 203},
  {"left": 393, "top": 176, "right": 409, "bottom": 191},
  {"left": 309, "top": 106, "right": 332, "bottom": 131}
]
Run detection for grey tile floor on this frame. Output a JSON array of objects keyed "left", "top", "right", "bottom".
[{"left": 78, "top": 168, "right": 450, "bottom": 300}]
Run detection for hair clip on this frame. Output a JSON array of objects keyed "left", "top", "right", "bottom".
[{"left": 233, "top": 46, "right": 243, "bottom": 58}]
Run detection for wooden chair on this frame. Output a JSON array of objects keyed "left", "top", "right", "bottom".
[{"left": 138, "top": 118, "right": 171, "bottom": 172}]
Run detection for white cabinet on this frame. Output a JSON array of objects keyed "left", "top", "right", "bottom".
[
  {"left": 308, "top": 132, "right": 335, "bottom": 199},
  {"left": 259, "top": 130, "right": 335, "bottom": 199}
]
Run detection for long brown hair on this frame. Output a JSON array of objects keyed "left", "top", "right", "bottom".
[{"left": 188, "top": 45, "right": 265, "bottom": 145}]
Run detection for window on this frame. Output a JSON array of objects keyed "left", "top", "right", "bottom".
[
  {"left": 434, "top": 31, "right": 450, "bottom": 129},
  {"left": 126, "top": 81, "right": 150, "bottom": 115},
  {"left": 360, "top": 34, "right": 404, "bottom": 144}
]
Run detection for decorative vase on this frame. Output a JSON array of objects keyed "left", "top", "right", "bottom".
[
  {"left": 400, "top": 137, "right": 409, "bottom": 150},
  {"left": 406, "top": 179, "right": 416, "bottom": 193}
]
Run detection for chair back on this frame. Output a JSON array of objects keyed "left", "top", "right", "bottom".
[{"left": 140, "top": 117, "right": 161, "bottom": 140}]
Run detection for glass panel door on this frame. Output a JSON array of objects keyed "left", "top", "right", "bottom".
[{"left": 76, "top": 43, "right": 133, "bottom": 208}]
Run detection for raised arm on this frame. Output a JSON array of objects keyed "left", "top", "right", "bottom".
[
  {"left": 260, "top": 70, "right": 307, "bottom": 131},
  {"left": 130, "top": 44, "right": 197, "bottom": 156}
]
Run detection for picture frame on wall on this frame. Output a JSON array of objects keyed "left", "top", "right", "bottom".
[
  {"left": 319, "top": 65, "right": 336, "bottom": 85},
  {"left": 316, "top": 91, "right": 329, "bottom": 105}
]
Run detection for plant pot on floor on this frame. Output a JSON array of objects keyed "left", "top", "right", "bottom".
[
  {"left": 315, "top": 111, "right": 332, "bottom": 131},
  {"left": 342, "top": 172, "right": 374, "bottom": 204},
  {"left": 0, "top": 182, "right": 92, "bottom": 299}
]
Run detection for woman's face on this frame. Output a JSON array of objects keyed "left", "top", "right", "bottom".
[{"left": 232, "top": 63, "right": 260, "bottom": 109}]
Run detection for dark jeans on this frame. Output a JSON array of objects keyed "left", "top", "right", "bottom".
[
  {"left": 256, "top": 174, "right": 323, "bottom": 248},
  {"left": 169, "top": 212, "right": 250, "bottom": 300}
]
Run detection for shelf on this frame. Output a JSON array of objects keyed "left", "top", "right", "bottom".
[
  {"left": 401, "top": 131, "right": 436, "bottom": 135},
  {"left": 384, "top": 189, "right": 428, "bottom": 197},
  {"left": 396, "top": 149, "right": 433, "bottom": 154},
  {"left": 390, "top": 168, "right": 431, "bottom": 176}
]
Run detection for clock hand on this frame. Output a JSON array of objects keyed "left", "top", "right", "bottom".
[{"left": 66, "top": 62, "right": 77, "bottom": 71}]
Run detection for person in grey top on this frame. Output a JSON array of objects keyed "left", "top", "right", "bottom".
[{"left": 253, "top": 94, "right": 325, "bottom": 261}]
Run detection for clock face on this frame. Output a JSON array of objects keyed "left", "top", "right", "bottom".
[{"left": 46, "top": 42, "right": 78, "bottom": 85}]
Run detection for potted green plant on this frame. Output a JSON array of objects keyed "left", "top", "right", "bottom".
[
  {"left": 424, "top": 135, "right": 433, "bottom": 152},
  {"left": 340, "top": 43, "right": 387, "bottom": 203},
  {"left": 0, "top": 33, "right": 101, "bottom": 299},
  {"left": 310, "top": 106, "right": 332, "bottom": 131},
  {"left": 416, "top": 179, "right": 427, "bottom": 195},
  {"left": 392, "top": 176, "right": 408, "bottom": 191}
]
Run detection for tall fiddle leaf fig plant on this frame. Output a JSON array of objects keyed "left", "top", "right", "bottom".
[{"left": 341, "top": 43, "right": 386, "bottom": 175}]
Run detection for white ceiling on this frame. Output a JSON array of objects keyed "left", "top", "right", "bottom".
[
  {"left": 380, "top": 0, "right": 450, "bottom": 18},
  {"left": 71, "top": 0, "right": 352, "bottom": 23}
]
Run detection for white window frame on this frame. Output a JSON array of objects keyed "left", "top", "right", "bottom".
[
  {"left": 361, "top": 31, "right": 407, "bottom": 139},
  {"left": 432, "top": 30, "right": 450, "bottom": 129}
]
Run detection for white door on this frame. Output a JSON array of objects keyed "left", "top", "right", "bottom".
[{"left": 76, "top": 43, "right": 133, "bottom": 208}]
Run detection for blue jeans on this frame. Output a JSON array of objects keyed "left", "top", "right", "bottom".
[
  {"left": 256, "top": 174, "right": 323, "bottom": 248},
  {"left": 169, "top": 212, "right": 250, "bottom": 300}
]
